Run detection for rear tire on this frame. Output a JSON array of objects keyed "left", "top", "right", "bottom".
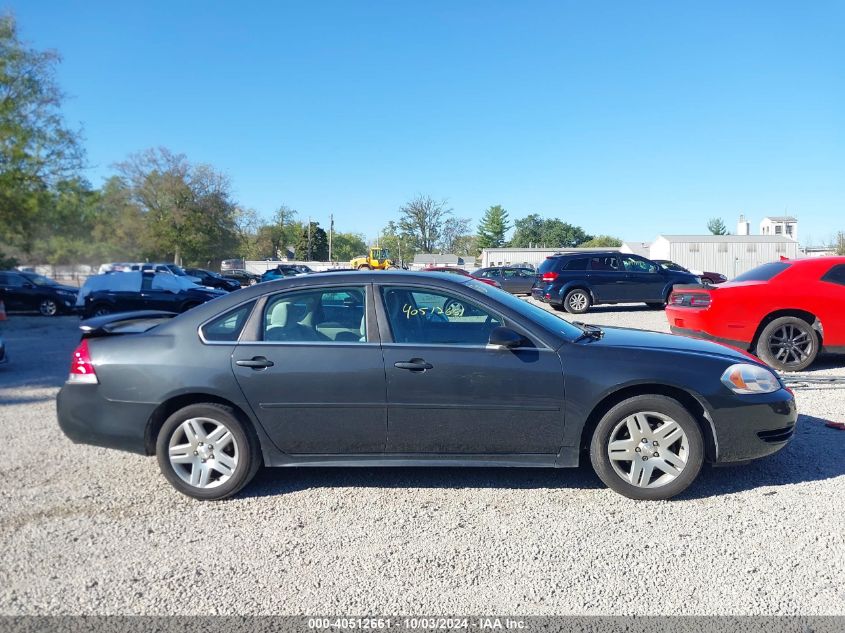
[
  {"left": 91, "top": 304, "right": 111, "bottom": 317},
  {"left": 156, "top": 403, "right": 261, "bottom": 501},
  {"left": 39, "top": 299, "right": 58, "bottom": 316},
  {"left": 564, "top": 289, "right": 591, "bottom": 314},
  {"left": 590, "top": 395, "right": 704, "bottom": 500},
  {"left": 755, "top": 316, "right": 818, "bottom": 372}
]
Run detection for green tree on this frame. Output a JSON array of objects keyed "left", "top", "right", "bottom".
[
  {"left": 440, "top": 216, "right": 472, "bottom": 254},
  {"left": 294, "top": 221, "right": 329, "bottom": 261},
  {"left": 116, "top": 147, "right": 241, "bottom": 266},
  {"left": 580, "top": 234, "right": 623, "bottom": 248},
  {"left": 379, "top": 220, "right": 416, "bottom": 266},
  {"left": 707, "top": 217, "right": 729, "bottom": 235},
  {"left": 0, "top": 14, "right": 84, "bottom": 251},
  {"left": 331, "top": 231, "right": 367, "bottom": 262},
  {"left": 398, "top": 195, "right": 452, "bottom": 253},
  {"left": 509, "top": 214, "right": 545, "bottom": 247},
  {"left": 476, "top": 205, "right": 510, "bottom": 250},
  {"left": 510, "top": 214, "right": 591, "bottom": 248}
]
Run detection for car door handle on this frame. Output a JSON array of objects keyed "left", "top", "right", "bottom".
[
  {"left": 235, "top": 356, "right": 275, "bottom": 369},
  {"left": 394, "top": 359, "right": 433, "bottom": 372}
]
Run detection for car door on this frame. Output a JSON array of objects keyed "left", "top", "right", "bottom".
[
  {"left": 586, "top": 255, "right": 628, "bottom": 302},
  {"left": 508, "top": 268, "right": 536, "bottom": 294},
  {"left": 231, "top": 284, "right": 387, "bottom": 454},
  {"left": 377, "top": 283, "right": 566, "bottom": 455},
  {"left": 140, "top": 274, "right": 181, "bottom": 311},
  {"left": 620, "top": 255, "right": 665, "bottom": 303},
  {"left": 0, "top": 273, "right": 29, "bottom": 310},
  {"left": 819, "top": 264, "right": 845, "bottom": 346}
]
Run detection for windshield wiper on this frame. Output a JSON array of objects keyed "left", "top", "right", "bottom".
[{"left": 572, "top": 321, "right": 604, "bottom": 340}]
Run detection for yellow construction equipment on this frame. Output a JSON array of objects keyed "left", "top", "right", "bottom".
[{"left": 350, "top": 247, "right": 396, "bottom": 270}]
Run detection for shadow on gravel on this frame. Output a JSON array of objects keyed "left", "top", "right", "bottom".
[
  {"left": 678, "top": 414, "right": 845, "bottom": 499},
  {"left": 240, "top": 415, "right": 845, "bottom": 500},
  {"left": 581, "top": 304, "right": 656, "bottom": 314},
  {"left": 240, "top": 462, "right": 605, "bottom": 498}
]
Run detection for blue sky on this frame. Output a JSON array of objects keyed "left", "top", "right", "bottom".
[{"left": 11, "top": 0, "right": 844, "bottom": 244}]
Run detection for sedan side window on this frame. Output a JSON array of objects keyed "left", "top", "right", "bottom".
[
  {"left": 621, "top": 255, "right": 658, "bottom": 273},
  {"left": 381, "top": 287, "right": 502, "bottom": 346},
  {"left": 201, "top": 301, "right": 256, "bottom": 342},
  {"left": 263, "top": 287, "right": 366, "bottom": 343},
  {"left": 821, "top": 264, "right": 845, "bottom": 287}
]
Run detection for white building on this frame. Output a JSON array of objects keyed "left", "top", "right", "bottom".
[
  {"left": 647, "top": 235, "right": 801, "bottom": 278},
  {"left": 480, "top": 247, "right": 621, "bottom": 269},
  {"left": 760, "top": 216, "right": 798, "bottom": 241}
]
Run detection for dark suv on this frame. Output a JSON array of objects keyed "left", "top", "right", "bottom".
[{"left": 531, "top": 252, "right": 700, "bottom": 313}]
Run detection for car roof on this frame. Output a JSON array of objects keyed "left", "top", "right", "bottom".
[{"left": 549, "top": 251, "right": 620, "bottom": 258}]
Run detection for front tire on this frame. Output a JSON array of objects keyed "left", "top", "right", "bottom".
[
  {"left": 590, "top": 395, "right": 704, "bottom": 500},
  {"left": 564, "top": 289, "right": 591, "bottom": 314},
  {"left": 156, "top": 403, "right": 260, "bottom": 500},
  {"left": 755, "top": 316, "right": 818, "bottom": 372}
]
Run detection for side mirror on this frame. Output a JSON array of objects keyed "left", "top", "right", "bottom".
[{"left": 487, "top": 326, "right": 523, "bottom": 350}]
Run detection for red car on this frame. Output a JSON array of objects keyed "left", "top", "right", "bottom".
[
  {"left": 666, "top": 257, "right": 845, "bottom": 371},
  {"left": 422, "top": 266, "right": 502, "bottom": 288}
]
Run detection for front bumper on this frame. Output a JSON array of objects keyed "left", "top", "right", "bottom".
[
  {"left": 57, "top": 383, "right": 156, "bottom": 455},
  {"left": 709, "top": 389, "right": 798, "bottom": 463}
]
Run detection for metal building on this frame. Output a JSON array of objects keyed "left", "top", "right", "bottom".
[
  {"left": 481, "top": 247, "right": 621, "bottom": 268},
  {"left": 645, "top": 235, "right": 800, "bottom": 278}
]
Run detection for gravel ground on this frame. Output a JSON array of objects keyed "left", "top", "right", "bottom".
[{"left": 1, "top": 306, "right": 844, "bottom": 616}]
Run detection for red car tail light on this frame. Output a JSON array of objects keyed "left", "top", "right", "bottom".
[
  {"left": 68, "top": 340, "right": 98, "bottom": 384},
  {"left": 541, "top": 272, "right": 558, "bottom": 282},
  {"left": 670, "top": 291, "right": 712, "bottom": 308}
]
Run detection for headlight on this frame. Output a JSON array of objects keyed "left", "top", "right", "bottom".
[{"left": 720, "top": 363, "right": 780, "bottom": 394}]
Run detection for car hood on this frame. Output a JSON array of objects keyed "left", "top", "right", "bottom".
[
  {"left": 52, "top": 284, "right": 79, "bottom": 293},
  {"left": 581, "top": 325, "right": 756, "bottom": 364}
]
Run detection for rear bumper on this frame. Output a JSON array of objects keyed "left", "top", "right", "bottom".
[
  {"left": 57, "top": 384, "right": 155, "bottom": 455},
  {"left": 710, "top": 389, "right": 798, "bottom": 463},
  {"left": 531, "top": 286, "right": 551, "bottom": 302},
  {"left": 670, "top": 325, "right": 749, "bottom": 351}
]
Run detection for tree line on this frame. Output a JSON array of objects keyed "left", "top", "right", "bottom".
[{"left": 0, "top": 14, "right": 619, "bottom": 270}]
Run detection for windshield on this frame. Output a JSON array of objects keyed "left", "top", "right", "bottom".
[
  {"left": 464, "top": 279, "right": 582, "bottom": 340},
  {"left": 734, "top": 261, "right": 791, "bottom": 282},
  {"left": 166, "top": 264, "right": 188, "bottom": 276}
]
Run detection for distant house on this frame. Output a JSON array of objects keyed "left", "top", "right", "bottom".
[
  {"left": 760, "top": 216, "right": 798, "bottom": 241},
  {"left": 649, "top": 235, "right": 801, "bottom": 278}
]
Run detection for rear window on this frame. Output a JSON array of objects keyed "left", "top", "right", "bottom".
[
  {"left": 734, "top": 262, "right": 791, "bottom": 282},
  {"left": 821, "top": 264, "right": 845, "bottom": 286},
  {"left": 564, "top": 257, "right": 589, "bottom": 271},
  {"left": 537, "top": 258, "right": 562, "bottom": 274},
  {"left": 201, "top": 301, "right": 255, "bottom": 342}
]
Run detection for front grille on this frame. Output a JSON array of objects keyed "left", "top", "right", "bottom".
[{"left": 757, "top": 425, "right": 795, "bottom": 443}]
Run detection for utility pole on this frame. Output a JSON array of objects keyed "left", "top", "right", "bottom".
[
  {"left": 329, "top": 214, "right": 334, "bottom": 262},
  {"left": 307, "top": 217, "right": 312, "bottom": 261}
]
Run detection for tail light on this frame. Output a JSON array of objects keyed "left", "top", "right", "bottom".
[
  {"left": 68, "top": 340, "right": 98, "bottom": 384},
  {"left": 670, "top": 292, "right": 711, "bottom": 308},
  {"left": 541, "top": 272, "right": 558, "bottom": 282}
]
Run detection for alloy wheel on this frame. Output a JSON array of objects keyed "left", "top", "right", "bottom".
[
  {"left": 568, "top": 292, "right": 588, "bottom": 312},
  {"left": 607, "top": 411, "right": 689, "bottom": 488},
  {"left": 168, "top": 417, "right": 240, "bottom": 489},
  {"left": 767, "top": 323, "right": 813, "bottom": 368}
]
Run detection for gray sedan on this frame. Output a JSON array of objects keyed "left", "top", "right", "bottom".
[
  {"left": 473, "top": 266, "right": 536, "bottom": 294},
  {"left": 57, "top": 271, "right": 797, "bottom": 501}
]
